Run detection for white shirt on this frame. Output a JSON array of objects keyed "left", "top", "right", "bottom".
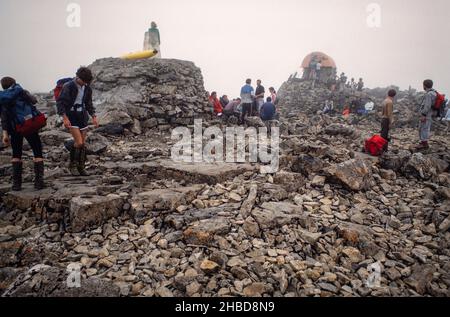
[{"left": 75, "top": 82, "right": 86, "bottom": 105}]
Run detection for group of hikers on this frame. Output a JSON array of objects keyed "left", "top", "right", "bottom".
[
  {"left": 207, "top": 79, "right": 279, "bottom": 124},
  {"left": 0, "top": 64, "right": 448, "bottom": 192},
  {"left": 0, "top": 67, "right": 98, "bottom": 192}
]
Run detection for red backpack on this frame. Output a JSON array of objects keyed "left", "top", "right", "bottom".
[
  {"left": 53, "top": 78, "right": 73, "bottom": 101},
  {"left": 365, "top": 135, "right": 388, "bottom": 157},
  {"left": 433, "top": 90, "right": 446, "bottom": 113}
]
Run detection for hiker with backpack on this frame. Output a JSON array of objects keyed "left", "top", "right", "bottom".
[
  {"left": 56, "top": 67, "right": 99, "bottom": 176},
  {"left": 417, "top": 79, "right": 445, "bottom": 150},
  {"left": 380, "top": 89, "right": 396, "bottom": 145},
  {"left": 0, "top": 77, "right": 46, "bottom": 191}
]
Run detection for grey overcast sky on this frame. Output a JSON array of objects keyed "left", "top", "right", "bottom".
[{"left": 0, "top": 0, "right": 449, "bottom": 96}]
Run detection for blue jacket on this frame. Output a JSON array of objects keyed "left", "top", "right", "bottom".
[
  {"left": 240, "top": 84, "right": 254, "bottom": 104},
  {"left": 0, "top": 84, "right": 37, "bottom": 133},
  {"left": 260, "top": 102, "right": 276, "bottom": 121}
]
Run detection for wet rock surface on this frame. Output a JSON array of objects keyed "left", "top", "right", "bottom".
[{"left": 0, "top": 61, "right": 449, "bottom": 298}]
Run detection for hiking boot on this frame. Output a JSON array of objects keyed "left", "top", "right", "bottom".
[
  {"left": 69, "top": 147, "right": 81, "bottom": 176},
  {"left": 34, "top": 161, "right": 45, "bottom": 190},
  {"left": 77, "top": 146, "right": 89, "bottom": 177},
  {"left": 12, "top": 162, "right": 23, "bottom": 192}
]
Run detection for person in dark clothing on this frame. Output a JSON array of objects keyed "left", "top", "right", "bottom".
[
  {"left": 57, "top": 67, "right": 99, "bottom": 176},
  {"left": 260, "top": 97, "right": 277, "bottom": 121},
  {"left": 220, "top": 95, "right": 230, "bottom": 108},
  {"left": 0, "top": 77, "right": 45, "bottom": 191},
  {"left": 255, "top": 80, "right": 265, "bottom": 113}
]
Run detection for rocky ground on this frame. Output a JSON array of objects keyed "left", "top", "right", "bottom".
[{"left": 0, "top": 59, "right": 449, "bottom": 297}]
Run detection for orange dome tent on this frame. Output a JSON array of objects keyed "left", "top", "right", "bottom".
[{"left": 301, "top": 52, "right": 337, "bottom": 82}]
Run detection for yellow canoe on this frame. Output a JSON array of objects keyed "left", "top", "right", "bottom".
[{"left": 121, "top": 49, "right": 158, "bottom": 60}]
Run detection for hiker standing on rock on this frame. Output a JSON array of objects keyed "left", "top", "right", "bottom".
[
  {"left": 417, "top": 79, "right": 437, "bottom": 150},
  {"left": 0, "top": 77, "right": 45, "bottom": 191},
  {"left": 57, "top": 67, "right": 99, "bottom": 176},
  {"left": 255, "top": 80, "right": 265, "bottom": 113},
  {"left": 380, "top": 89, "right": 396, "bottom": 146},
  {"left": 240, "top": 79, "right": 255, "bottom": 124},
  {"left": 144, "top": 21, "right": 161, "bottom": 58}
]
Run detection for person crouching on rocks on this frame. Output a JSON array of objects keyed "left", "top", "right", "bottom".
[
  {"left": 0, "top": 77, "right": 45, "bottom": 191},
  {"left": 56, "top": 67, "right": 99, "bottom": 176}
]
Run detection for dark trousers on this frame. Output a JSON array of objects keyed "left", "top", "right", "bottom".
[
  {"left": 11, "top": 132, "right": 43, "bottom": 159},
  {"left": 381, "top": 118, "right": 390, "bottom": 141},
  {"left": 240, "top": 103, "right": 252, "bottom": 123}
]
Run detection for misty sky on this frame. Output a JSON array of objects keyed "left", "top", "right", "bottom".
[{"left": 0, "top": 0, "right": 449, "bottom": 97}]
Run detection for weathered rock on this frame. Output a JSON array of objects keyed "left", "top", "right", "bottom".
[
  {"left": 326, "top": 159, "right": 373, "bottom": 191},
  {"left": 183, "top": 217, "right": 231, "bottom": 245},
  {"left": 69, "top": 195, "right": 124, "bottom": 233},
  {"left": 324, "top": 124, "right": 356, "bottom": 137},
  {"left": 404, "top": 264, "right": 436, "bottom": 295},
  {"left": 131, "top": 185, "right": 203, "bottom": 218},
  {"left": 89, "top": 57, "right": 209, "bottom": 131},
  {"left": 3, "top": 265, "right": 120, "bottom": 297},
  {"left": 402, "top": 153, "right": 437, "bottom": 180},
  {"left": 156, "top": 160, "right": 257, "bottom": 185},
  {"left": 252, "top": 202, "right": 307, "bottom": 229},
  {"left": 379, "top": 150, "right": 412, "bottom": 172},
  {"left": 200, "top": 259, "right": 220, "bottom": 274}
]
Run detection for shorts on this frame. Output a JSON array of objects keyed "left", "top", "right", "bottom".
[{"left": 67, "top": 109, "right": 89, "bottom": 130}]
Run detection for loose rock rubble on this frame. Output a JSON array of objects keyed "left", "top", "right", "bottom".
[{"left": 0, "top": 59, "right": 449, "bottom": 297}]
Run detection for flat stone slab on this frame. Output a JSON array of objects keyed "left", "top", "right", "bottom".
[
  {"left": 69, "top": 195, "right": 124, "bottom": 233},
  {"left": 3, "top": 187, "right": 56, "bottom": 210},
  {"left": 156, "top": 160, "right": 258, "bottom": 185},
  {"left": 131, "top": 185, "right": 204, "bottom": 218}
]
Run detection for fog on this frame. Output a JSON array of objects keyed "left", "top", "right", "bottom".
[{"left": 0, "top": 0, "right": 449, "bottom": 97}]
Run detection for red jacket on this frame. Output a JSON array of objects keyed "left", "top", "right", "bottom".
[{"left": 210, "top": 96, "right": 223, "bottom": 114}]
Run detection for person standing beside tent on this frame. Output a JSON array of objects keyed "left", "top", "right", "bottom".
[{"left": 144, "top": 22, "right": 161, "bottom": 58}]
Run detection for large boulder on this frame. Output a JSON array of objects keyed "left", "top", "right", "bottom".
[
  {"left": 402, "top": 153, "right": 437, "bottom": 180},
  {"left": 379, "top": 150, "right": 412, "bottom": 172},
  {"left": 88, "top": 58, "right": 209, "bottom": 131},
  {"left": 326, "top": 159, "right": 373, "bottom": 191},
  {"left": 69, "top": 195, "right": 124, "bottom": 233}
]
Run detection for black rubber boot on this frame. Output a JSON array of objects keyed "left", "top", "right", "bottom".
[
  {"left": 34, "top": 161, "right": 45, "bottom": 190},
  {"left": 77, "top": 146, "right": 89, "bottom": 177},
  {"left": 69, "top": 147, "right": 81, "bottom": 176},
  {"left": 12, "top": 162, "right": 23, "bottom": 192}
]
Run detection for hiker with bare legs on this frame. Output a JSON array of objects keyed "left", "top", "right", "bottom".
[
  {"left": 380, "top": 89, "right": 396, "bottom": 150},
  {"left": 57, "top": 67, "right": 99, "bottom": 176}
]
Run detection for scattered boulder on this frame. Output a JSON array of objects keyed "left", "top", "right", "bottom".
[{"left": 326, "top": 159, "right": 373, "bottom": 191}]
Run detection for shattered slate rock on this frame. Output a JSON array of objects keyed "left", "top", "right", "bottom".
[
  {"left": 326, "top": 159, "right": 373, "bottom": 191},
  {"left": 69, "top": 195, "right": 124, "bottom": 233},
  {"left": 3, "top": 265, "right": 120, "bottom": 297}
]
